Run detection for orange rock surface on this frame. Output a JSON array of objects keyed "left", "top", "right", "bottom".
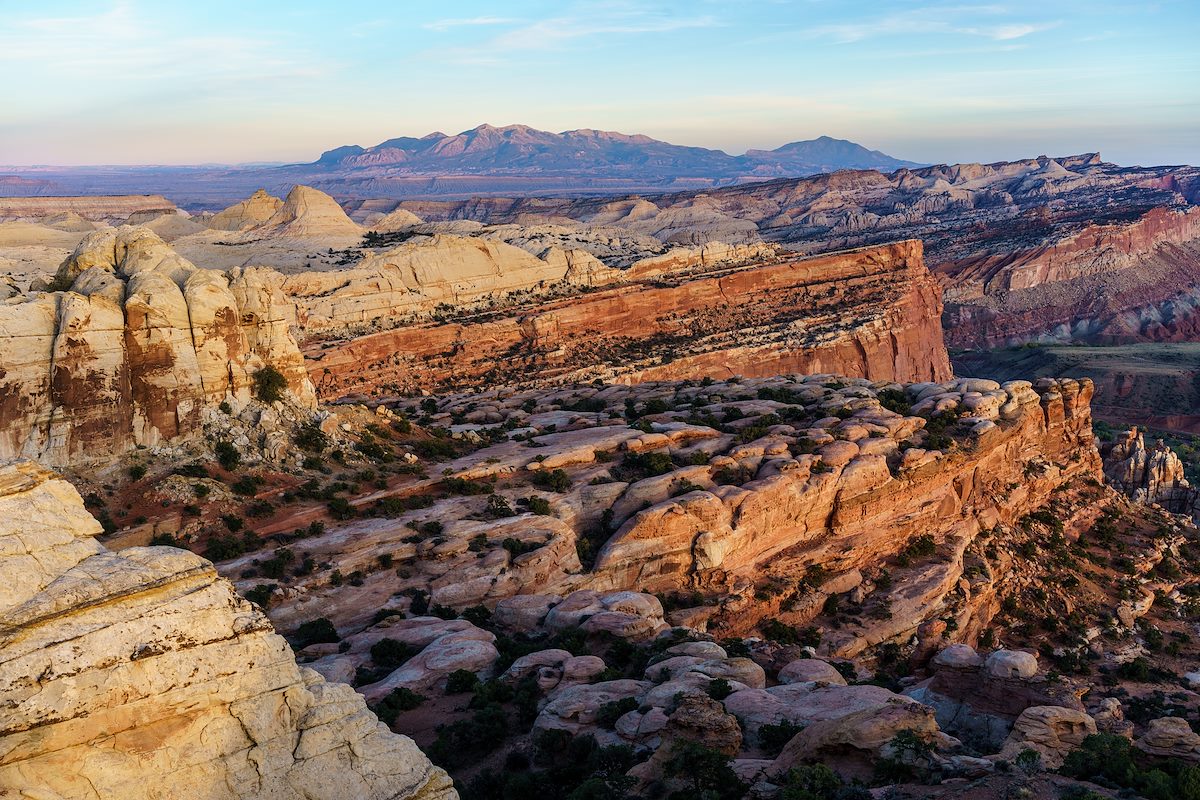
[{"left": 305, "top": 240, "right": 951, "bottom": 397}]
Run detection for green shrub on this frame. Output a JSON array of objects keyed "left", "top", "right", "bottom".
[
  {"left": 128, "top": 464, "right": 147, "bottom": 481},
  {"left": 595, "top": 697, "right": 639, "bottom": 729},
  {"left": 373, "top": 687, "right": 426, "bottom": 725},
  {"left": 294, "top": 422, "right": 329, "bottom": 452},
  {"left": 252, "top": 366, "right": 288, "bottom": 403},
  {"left": 244, "top": 584, "right": 275, "bottom": 607},
  {"left": 293, "top": 618, "right": 339, "bottom": 648},
  {"left": 445, "top": 669, "right": 480, "bottom": 694},
  {"left": 663, "top": 740, "right": 745, "bottom": 800},
  {"left": 370, "top": 638, "right": 417, "bottom": 670},
  {"left": 214, "top": 440, "right": 241, "bottom": 471},
  {"left": 706, "top": 678, "right": 734, "bottom": 701},
  {"left": 530, "top": 469, "right": 572, "bottom": 493},
  {"left": 760, "top": 720, "right": 804, "bottom": 756}
]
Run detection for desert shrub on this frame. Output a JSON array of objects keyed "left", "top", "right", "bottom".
[
  {"left": 373, "top": 687, "right": 426, "bottom": 725},
  {"left": 294, "top": 422, "right": 329, "bottom": 452},
  {"left": 128, "top": 464, "right": 147, "bottom": 480},
  {"left": 230, "top": 475, "right": 262, "bottom": 495},
  {"left": 445, "top": 669, "right": 480, "bottom": 694},
  {"left": 327, "top": 496, "right": 355, "bottom": 520},
  {"left": 530, "top": 469, "right": 571, "bottom": 493},
  {"left": 614, "top": 451, "right": 674, "bottom": 481},
  {"left": 293, "top": 618, "right": 338, "bottom": 648},
  {"left": 244, "top": 584, "right": 275, "bottom": 607},
  {"left": 663, "top": 740, "right": 745, "bottom": 800},
  {"left": 370, "top": 638, "right": 418, "bottom": 670},
  {"left": 523, "top": 495, "right": 552, "bottom": 515},
  {"left": 595, "top": 697, "right": 639, "bottom": 729},
  {"left": 706, "top": 678, "right": 734, "bottom": 701},
  {"left": 760, "top": 720, "right": 804, "bottom": 756},
  {"left": 443, "top": 476, "right": 493, "bottom": 496},
  {"left": 214, "top": 440, "right": 241, "bottom": 471},
  {"left": 252, "top": 366, "right": 288, "bottom": 403}
]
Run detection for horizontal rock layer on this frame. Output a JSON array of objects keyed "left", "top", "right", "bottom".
[
  {"left": 305, "top": 240, "right": 951, "bottom": 396},
  {"left": 0, "top": 461, "right": 456, "bottom": 800}
]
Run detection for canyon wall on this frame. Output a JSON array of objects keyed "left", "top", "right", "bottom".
[
  {"left": 588, "top": 377, "right": 1101, "bottom": 645},
  {"left": 305, "top": 240, "right": 951, "bottom": 397},
  {"left": 0, "top": 226, "right": 315, "bottom": 467},
  {"left": 0, "top": 461, "right": 456, "bottom": 799},
  {"left": 0, "top": 195, "right": 177, "bottom": 222}
]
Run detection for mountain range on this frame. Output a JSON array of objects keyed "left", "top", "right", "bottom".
[
  {"left": 0, "top": 124, "right": 920, "bottom": 207},
  {"left": 312, "top": 123, "right": 921, "bottom": 179}
]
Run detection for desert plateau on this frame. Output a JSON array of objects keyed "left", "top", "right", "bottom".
[{"left": 2, "top": 3, "right": 1199, "bottom": 800}]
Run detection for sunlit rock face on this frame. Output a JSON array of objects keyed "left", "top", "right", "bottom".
[
  {"left": 0, "top": 226, "right": 315, "bottom": 467},
  {"left": 0, "top": 461, "right": 456, "bottom": 800}
]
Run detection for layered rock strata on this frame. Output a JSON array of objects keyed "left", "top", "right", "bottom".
[
  {"left": 0, "top": 195, "right": 178, "bottom": 223},
  {"left": 0, "top": 461, "right": 456, "bottom": 800},
  {"left": 0, "top": 226, "right": 315, "bottom": 467},
  {"left": 305, "top": 240, "right": 950, "bottom": 396},
  {"left": 589, "top": 377, "right": 1100, "bottom": 610}
]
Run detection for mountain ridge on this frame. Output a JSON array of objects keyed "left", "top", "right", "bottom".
[{"left": 311, "top": 123, "right": 922, "bottom": 178}]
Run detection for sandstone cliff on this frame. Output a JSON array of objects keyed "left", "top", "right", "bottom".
[
  {"left": 304, "top": 240, "right": 950, "bottom": 397},
  {"left": 0, "top": 461, "right": 456, "bottom": 800},
  {"left": 0, "top": 226, "right": 315, "bottom": 467},
  {"left": 0, "top": 195, "right": 178, "bottom": 223}
]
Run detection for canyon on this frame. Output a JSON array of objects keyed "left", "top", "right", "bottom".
[{"left": 1, "top": 164, "right": 1199, "bottom": 800}]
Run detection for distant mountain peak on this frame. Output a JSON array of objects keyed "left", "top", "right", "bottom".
[{"left": 312, "top": 124, "right": 921, "bottom": 180}]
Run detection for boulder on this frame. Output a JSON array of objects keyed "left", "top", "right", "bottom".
[
  {"left": 999, "top": 706, "right": 1097, "bottom": 769},
  {"left": 777, "top": 659, "right": 848, "bottom": 687},
  {"left": 984, "top": 649, "right": 1038, "bottom": 679}
]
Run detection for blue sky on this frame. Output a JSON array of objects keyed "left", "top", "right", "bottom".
[{"left": 1, "top": 0, "right": 1198, "bottom": 166}]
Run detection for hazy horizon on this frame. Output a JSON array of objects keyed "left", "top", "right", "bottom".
[{"left": 3, "top": 0, "right": 1198, "bottom": 168}]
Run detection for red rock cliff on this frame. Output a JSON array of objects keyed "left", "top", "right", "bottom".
[{"left": 305, "top": 240, "right": 951, "bottom": 396}]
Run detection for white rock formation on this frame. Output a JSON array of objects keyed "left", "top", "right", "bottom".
[{"left": 0, "top": 461, "right": 456, "bottom": 800}]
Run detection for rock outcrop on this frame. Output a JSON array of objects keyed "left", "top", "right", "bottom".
[
  {"left": 248, "top": 185, "right": 362, "bottom": 239},
  {"left": 0, "top": 195, "right": 178, "bottom": 223},
  {"left": 208, "top": 189, "right": 283, "bottom": 232},
  {"left": 1102, "top": 426, "right": 1200, "bottom": 514},
  {"left": 305, "top": 240, "right": 951, "bottom": 396},
  {"left": 589, "top": 376, "right": 1099, "bottom": 620},
  {"left": 0, "top": 226, "right": 315, "bottom": 466},
  {"left": 0, "top": 461, "right": 456, "bottom": 800}
]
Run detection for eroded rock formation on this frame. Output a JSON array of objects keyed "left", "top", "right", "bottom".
[
  {"left": 1102, "top": 426, "right": 1200, "bottom": 515},
  {"left": 305, "top": 240, "right": 950, "bottom": 396},
  {"left": 0, "top": 461, "right": 456, "bottom": 800},
  {"left": 0, "top": 226, "right": 315, "bottom": 466}
]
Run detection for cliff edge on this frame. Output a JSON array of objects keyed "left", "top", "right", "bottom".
[{"left": 0, "top": 461, "right": 456, "bottom": 800}]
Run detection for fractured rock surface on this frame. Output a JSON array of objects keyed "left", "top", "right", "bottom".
[{"left": 0, "top": 461, "right": 456, "bottom": 800}]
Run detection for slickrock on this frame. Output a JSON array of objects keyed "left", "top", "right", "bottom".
[
  {"left": 998, "top": 706, "right": 1097, "bottom": 768},
  {"left": 208, "top": 188, "right": 284, "bottom": 231},
  {"left": 772, "top": 698, "right": 955, "bottom": 781},
  {"left": 0, "top": 226, "right": 315, "bottom": 466},
  {"left": 1135, "top": 717, "right": 1200, "bottom": 762},
  {"left": 283, "top": 234, "right": 597, "bottom": 332},
  {"left": 367, "top": 207, "right": 424, "bottom": 232},
  {"left": 588, "top": 377, "right": 1099, "bottom": 616},
  {"left": 305, "top": 240, "right": 951, "bottom": 396},
  {"left": 250, "top": 185, "right": 363, "bottom": 239},
  {"left": 0, "top": 462, "right": 456, "bottom": 800}
]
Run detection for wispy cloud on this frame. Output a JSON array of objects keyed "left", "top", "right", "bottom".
[
  {"left": 424, "top": 16, "right": 518, "bottom": 32},
  {"left": 808, "top": 5, "right": 1059, "bottom": 44}
]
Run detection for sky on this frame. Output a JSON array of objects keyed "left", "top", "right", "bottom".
[{"left": 1, "top": 0, "right": 1198, "bottom": 167}]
